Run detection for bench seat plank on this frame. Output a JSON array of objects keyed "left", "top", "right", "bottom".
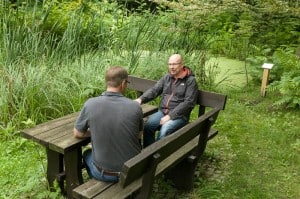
[
  {"left": 140, "top": 104, "right": 158, "bottom": 117},
  {"left": 72, "top": 179, "right": 114, "bottom": 199}
]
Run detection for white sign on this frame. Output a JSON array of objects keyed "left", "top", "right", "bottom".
[{"left": 262, "top": 63, "right": 274, "bottom": 69}]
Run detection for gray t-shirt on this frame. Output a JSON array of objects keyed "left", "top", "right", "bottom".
[{"left": 75, "top": 91, "right": 143, "bottom": 171}]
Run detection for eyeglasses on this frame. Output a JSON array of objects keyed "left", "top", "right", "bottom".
[
  {"left": 125, "top": 79, "right": 130, "bottom": 84},
  {"left": 168, "top": 63, "right": 181, "bottom": 66}
]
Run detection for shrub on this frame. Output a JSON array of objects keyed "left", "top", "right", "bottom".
[{"left": 268, "top": 47, "right": 300, "bottom": 108}]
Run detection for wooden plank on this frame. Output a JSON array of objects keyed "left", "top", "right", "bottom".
[
  {"left": 93, "top": 180, "right": 141, "bottom": 199},
  {"left": 73, "top": 179, "right": 114, "bottom": 199},
  {"left": 128, "top": 76, "right": 156, "bottom": 93},
  {"left": 64, "top": 148, "right": 84, "bottom": 198},
  {"left": 38, "top": 122, "right": 74, "bottom": 141},
  {"left": 140, "top": 104, "right": 158, "bottom": 117},
  {"left": 50, "top": 132, "right": 90, "bottom": 154},
  {"left": 197, "top": 90, "right": 227, "bottom": 110},
  {"left": 20, "top": 112, "right": 79, "bottom": 145},
  {"left": 21, "top": 112, "right": 78, "bottom": 136},
  {"left": 207, "top": 128, "right": 218, "bottom": 140}
]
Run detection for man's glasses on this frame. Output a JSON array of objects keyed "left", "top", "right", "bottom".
[
  {"left": 125, "top": 79, "right": 130, "bottom": 84},
  {"left": 168, "top": 63, "right": 181, "bottom": 66}
]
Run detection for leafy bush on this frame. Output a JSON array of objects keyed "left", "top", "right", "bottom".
[{"left": 268, "top": 47, "right": 300, "bottom": 108}]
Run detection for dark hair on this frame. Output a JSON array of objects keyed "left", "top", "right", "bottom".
[{"left": 105, "top": 66, "right": 128, "bottom": 87}]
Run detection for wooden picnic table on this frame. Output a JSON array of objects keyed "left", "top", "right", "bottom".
[{"left": 21, "top": 104, "right": 158, "bottom": 199}]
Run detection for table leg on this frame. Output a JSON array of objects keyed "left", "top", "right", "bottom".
[
  {"left": 64, "top": 148, "right": 83, "bottom": 199},
  {"left": 46, "top": 148, "right": 64, "bottom": 192}
]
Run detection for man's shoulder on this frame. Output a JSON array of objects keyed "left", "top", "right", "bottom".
[
  {"left": 123, "top": 97, "right": 141, "bottom": 107},
  {"left": 85, "top": 96, "right": 101, "bottom": 103},
  {"left": 159, "top": 74, "right": 172, "bottom": 82}
]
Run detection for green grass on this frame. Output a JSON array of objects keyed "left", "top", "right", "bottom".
[
  {"left": 0, "top": 137, "right": 63, "bottom": 198},
  {"left": 151, "top": 85, "right": 300, "bottom": 199}
]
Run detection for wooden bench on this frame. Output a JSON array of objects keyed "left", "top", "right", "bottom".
[{"left": 73, "top": 75, "right": 227, "bottom": 199}]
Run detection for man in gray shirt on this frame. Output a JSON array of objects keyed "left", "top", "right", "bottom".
[{"left": 73, "top": 66, "right": 143, "bottom": 182}]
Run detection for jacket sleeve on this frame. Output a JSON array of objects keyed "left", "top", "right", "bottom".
[
  {"left": 168, "top": 76, "right": 198, "bottom": 120},
  {"left": 139, "top": 76, "right": 165, "bottom": 104}
]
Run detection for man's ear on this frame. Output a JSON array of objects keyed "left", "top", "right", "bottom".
[{"left": 120, "top": 80, "right": 127, "bottom": 91}]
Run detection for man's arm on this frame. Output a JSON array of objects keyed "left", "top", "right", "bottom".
[
  {"left": 136, "top": 76, "right": 165, "bottom": 104},
  {"left": 73, "top": 127, "right": 91, "bottom": 138}
]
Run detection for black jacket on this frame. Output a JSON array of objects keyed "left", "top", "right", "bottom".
[{"left": 140, "top": 67, "right": 198, "bottom": 120}]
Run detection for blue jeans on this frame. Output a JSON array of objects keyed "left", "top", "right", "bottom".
[
  {"left": 83, "top": 149, "right": 119, "bottom": 182},
  {"left": 143, "top": 110, "right": 188, "bottom": 148}
]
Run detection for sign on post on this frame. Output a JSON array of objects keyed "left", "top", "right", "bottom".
[{"left": 261, "top": 63, "right": 274, "bottom": 97}]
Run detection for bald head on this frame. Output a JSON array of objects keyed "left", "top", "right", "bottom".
[{"left": 169, "top": 54, "right": 183, "bottom": 65}]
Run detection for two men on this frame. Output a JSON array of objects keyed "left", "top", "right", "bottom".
[{"left": 74, "top": 54, "right": 198, "bottom": 182}]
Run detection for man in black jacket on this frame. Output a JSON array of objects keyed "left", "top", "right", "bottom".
[{"left": 135, "top": 54, "right": 198, "bottom": 147}]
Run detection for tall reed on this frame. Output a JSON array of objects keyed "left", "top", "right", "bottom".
[{"left": 0, "top": 0, "right": 225, "bottom": 132}]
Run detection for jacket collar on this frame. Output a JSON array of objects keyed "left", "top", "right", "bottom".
[{"left": 174, "top": 66, "right": 191, "bottom": 79}]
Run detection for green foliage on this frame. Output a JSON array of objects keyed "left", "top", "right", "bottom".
[
  {"left": 0, "top": 56, "right": 107, "bottom": 129},
  {"left": 155, "top": 0, "right": 300, "bottom": 60},
  {"left": 268, "top": 47, "right": 300, "bottom": 108}
]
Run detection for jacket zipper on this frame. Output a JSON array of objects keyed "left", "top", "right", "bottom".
[{"left": 164, "top": 79, "right": 177, "bottom": 114}]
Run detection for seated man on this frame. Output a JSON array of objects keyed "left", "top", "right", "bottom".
[
  {"left": 73, "top": 66, "right": 143, "bottom": 182},
  {"left": 135, "top": 54, "right": 198, "bottom": 148}
]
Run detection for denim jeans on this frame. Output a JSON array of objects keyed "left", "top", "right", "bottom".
[
  {"left": 143, "top": 110, "right": 188, "bottom": 148},
  {"left": 83, "top": 149, "right": 119, "bottom": 182}
]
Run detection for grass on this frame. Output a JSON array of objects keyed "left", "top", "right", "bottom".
[{"left": 151, "top": 85, "right": 300, "bottom": 199}]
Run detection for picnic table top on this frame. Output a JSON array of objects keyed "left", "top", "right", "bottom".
[{"left": 21, "top": 104, "right": 158, "bottom": 154}]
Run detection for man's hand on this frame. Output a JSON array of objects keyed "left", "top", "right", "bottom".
[
  {"left": 134, "top": 98, "right": 142, "bottom": 105},
  {"left": 73, "top": 128, "right": 91, "bottom": 138},
  {"left": 160, "top": 115, "right": 171, "bottom": 125}
]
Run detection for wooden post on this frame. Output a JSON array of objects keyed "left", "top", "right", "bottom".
[
  {"left": 261, "top": 68, "right": 270, "bottom": 97},
  {"left": 260, "top": 63, "right": 274, "bottom": 97}
]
